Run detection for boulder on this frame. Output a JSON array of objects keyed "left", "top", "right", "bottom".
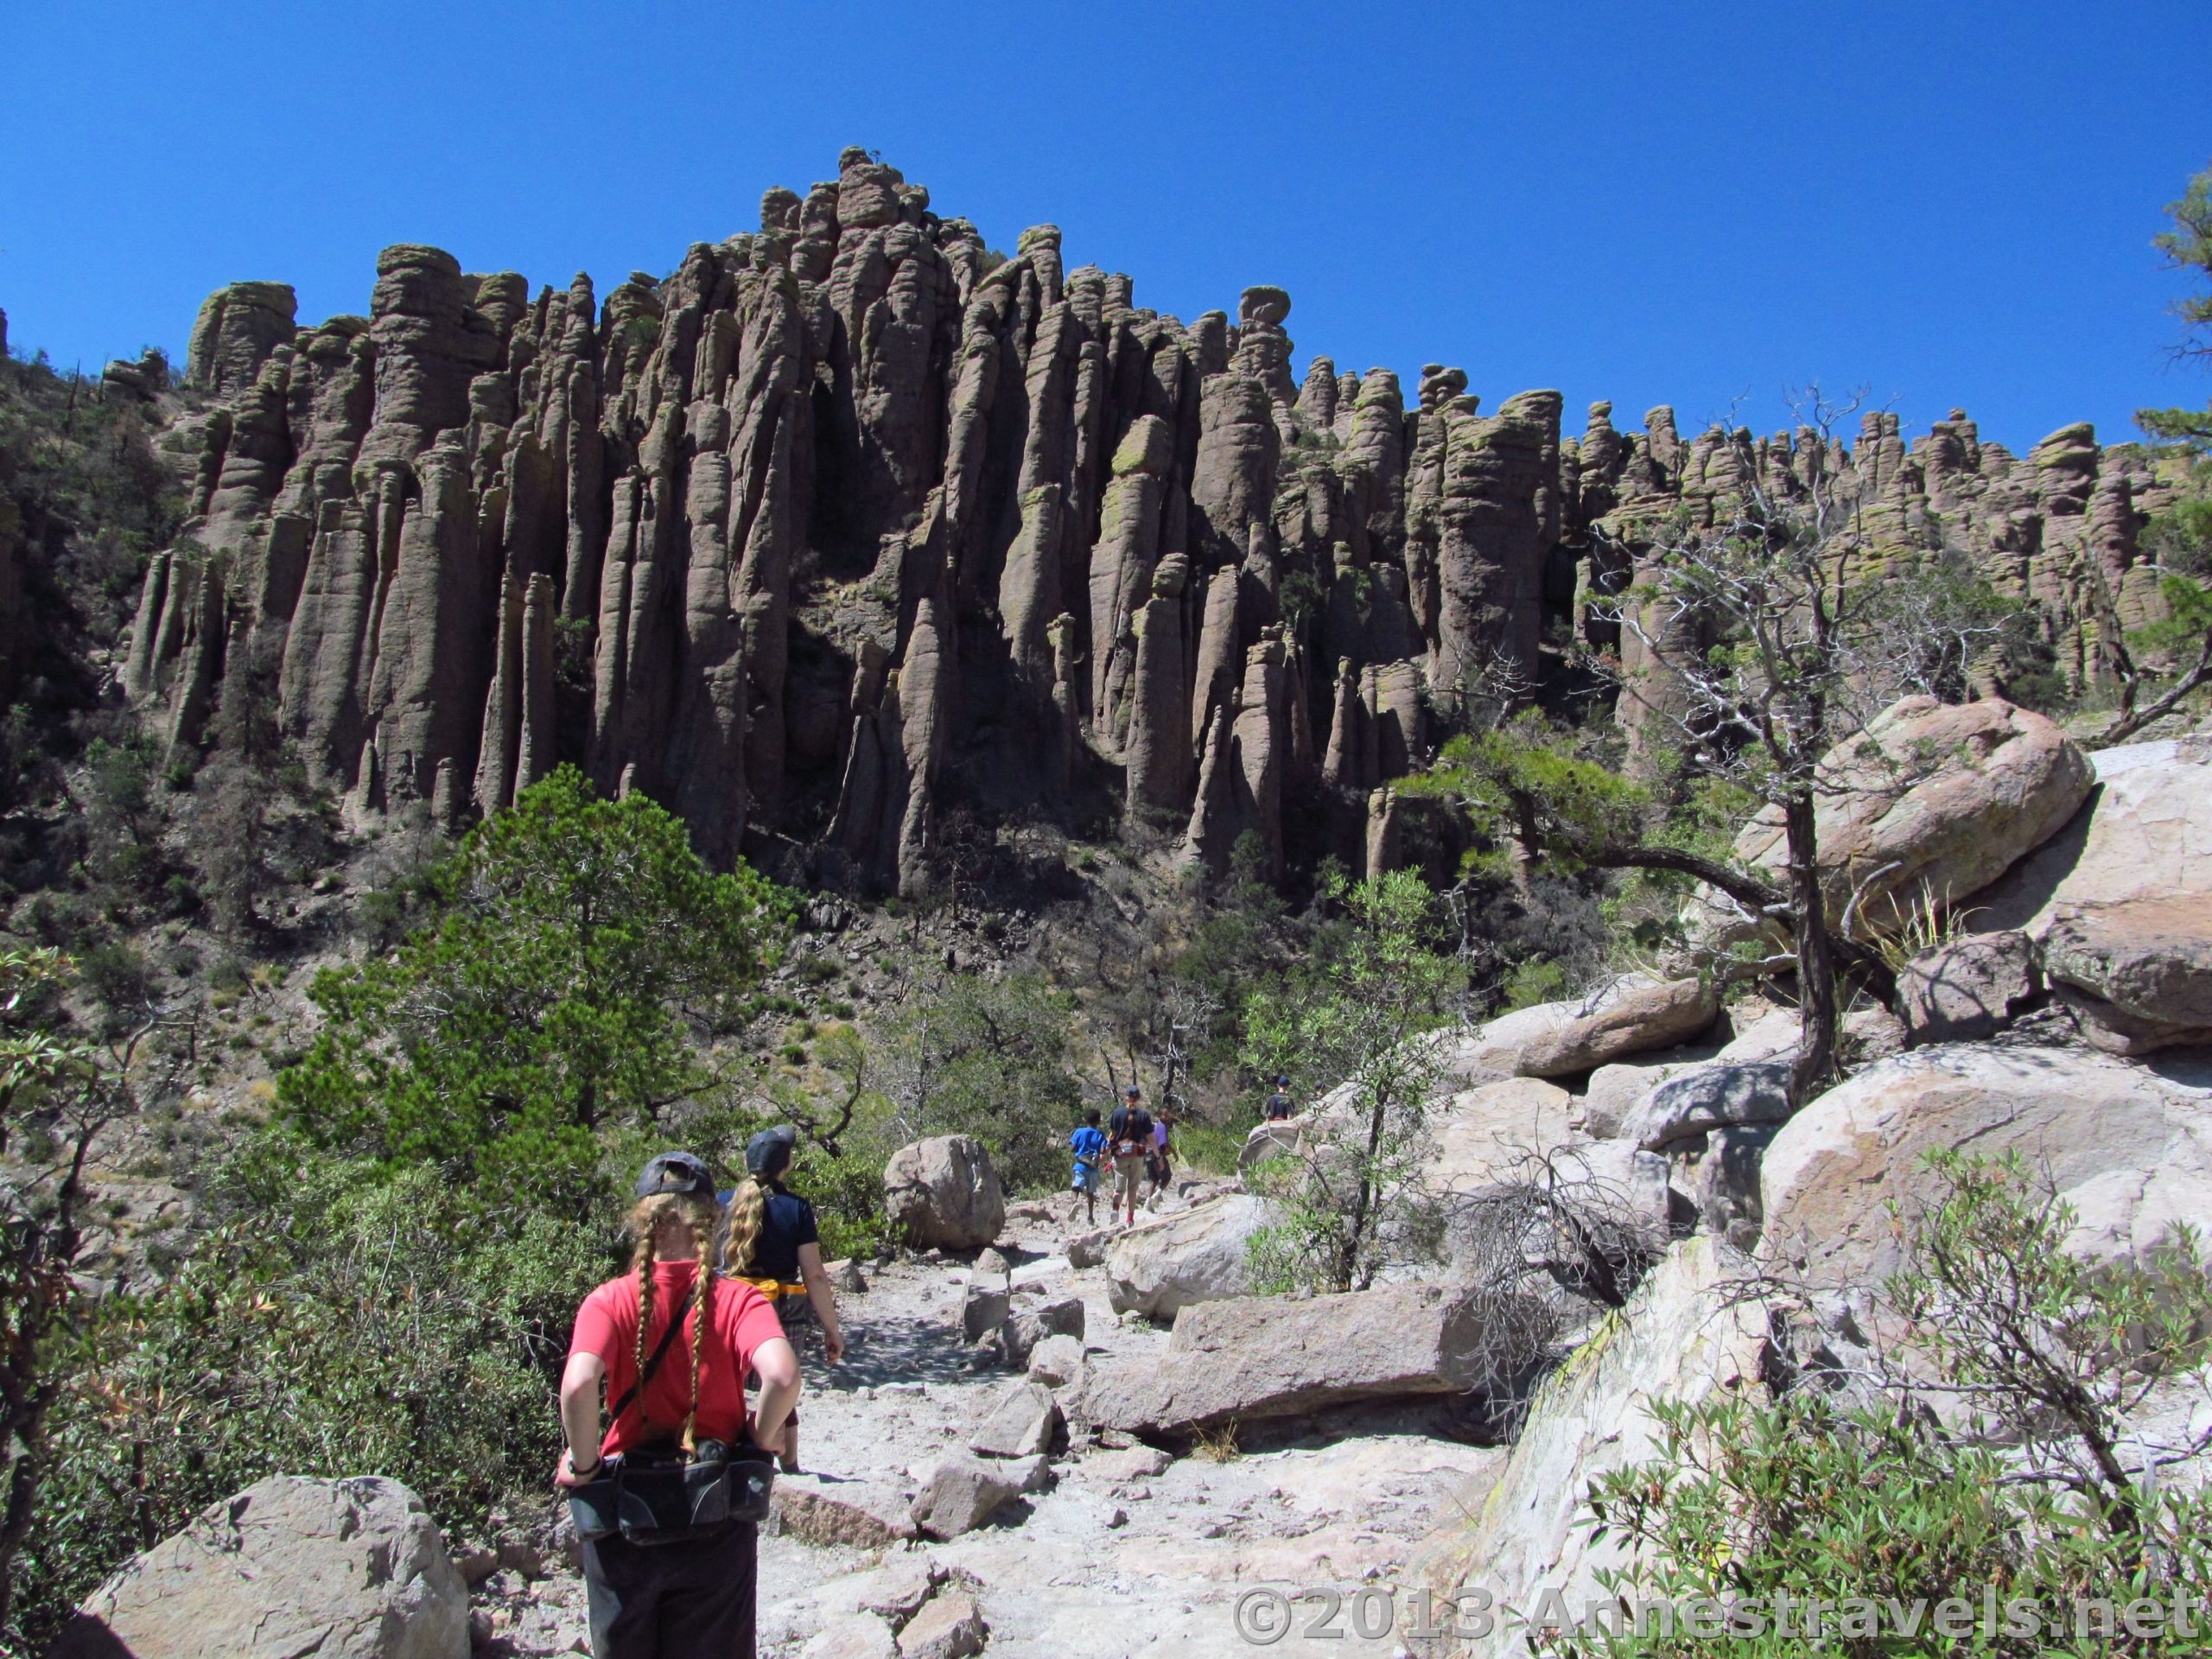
[
  {"left": 2041, "top": 895, "right": 2212, "bottom": 1054},
  {"left": 1973, "top": 734, "right": 2212, "bottom": 936},
  {"left": 909, "top": 1452, "right": 1024, "bottom": 1540},
  {"left": 885, "top": 1135, "right": 1005, "bottom": 1252},
  {"left": 1897, "top": 930, "right": 2044, "bottom": 1046},
  {"left": 1426, "top": 1078, "right": 1574, "bottom": 1192},
  {"left": 1000, "top": 1294, "right": 1084, "bottom": 1366},
  {"left": 1238, "top": 1119, "right": 1303, "bottom": 1169},
  {"left": 1411, "top": 1238, "right": 1770, "bottom": 1657},
  {"left": 1084, "top": 1444, "right": 1173, "bottom": 1483},
  {"left": 49, "top": 1476, "right": 466, "bottom": 1659},
  {"left": 1025, "top": 1333, "right": 1087, "bottom": 1390},
  {"left": 772, "top": 1475, "right": 919, "bottom": 1550},
  {"left": 1619, "top": 1059, "right": 1796, "bottom": 1153},
  {"left": 1578, "top": 1055, "right": 1707, "bottom": 1139},
  {"left": 896, "top": 1590, "right": 987, "bottom": 1659},
  {"left": 1686, "top": 696, "right": 2093, "bottom": 947},
  {"left": 1103, "top": 1193, "right": 1274, "bottom": 1319},
  {"left": 969, "top": 1381, "right": 1063, "bottom": 1459},
  {"left": 1079, "top": 1283, "right": 1510, "bottom": 1434},
  {"left": 1446, "top": 974, "right": 1719, "bottom": 1082},
  {"left": 1065, "top": 1227, "right": 1113, "bottom": 1269},
  {"left": 1762, "top": 1046, "right": 2212, "bottom": 1286}
]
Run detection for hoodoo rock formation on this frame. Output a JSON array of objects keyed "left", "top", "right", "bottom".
[{"left": 121, "top": 149, "right": 2185, "bottom": 893}]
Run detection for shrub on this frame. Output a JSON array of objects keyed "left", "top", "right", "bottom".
[
  {"left": 11, "top": 1135, "right": 613, "bottom": 1651},
  {"left": 1552, "top": 1154, "right": 2212, "bottom": 1657},
  {"left": 277, "top": 768, "right": 791, "bottom": 1206}
]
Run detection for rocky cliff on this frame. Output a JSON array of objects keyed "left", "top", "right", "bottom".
[{"left": 113, "top": 148, "right": 2184, "bottom": 892}]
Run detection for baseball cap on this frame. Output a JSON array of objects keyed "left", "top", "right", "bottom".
[
  {"left": 746, "top": 1124, "right": 798, "bottom": 1176},
  {"left": 636, "top": 1151, "right": 715, "bottom": 1199}
]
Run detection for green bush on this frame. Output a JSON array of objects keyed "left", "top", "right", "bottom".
[
  {"left": 278, "top": 768, "right": 791, "bottom": 1206},
  {"left": 1551, "top": 1154, "right": 2212, "bottom": 1657},
  {"left": 11, "top": 1134, "right": 616, "bottom": 1651},
  {"left": 881, "top": 969, "right": 1084, "bottom": 1192}
]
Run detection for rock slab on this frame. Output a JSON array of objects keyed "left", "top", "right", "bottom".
[
  {"left": 2041, "top": 895, "right": 2212, "bottom": 1054},
  {"left": 49, "top": 1475, "right": 467, "bottom": 1659},
  {"left": 1411, "top": 1238, "right": 1770, "bottom": 1658},
  {"left": 1081, "top": 1282, "right": 1500, "bottom": 1433},
  {"left": 1762, "top": 1045, "right": 2212, "bottom": 1285}
]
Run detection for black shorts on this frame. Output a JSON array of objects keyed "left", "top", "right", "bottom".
[{"left": 582, "top": 1521, "right": 757, "bottom": 1658}]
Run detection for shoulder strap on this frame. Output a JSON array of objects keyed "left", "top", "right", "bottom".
[{"left": 607, "top": 1302, "right": 690, "bottom": 1428}]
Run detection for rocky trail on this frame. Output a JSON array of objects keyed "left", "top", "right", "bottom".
[{"left": 469, "top": 1185, "right": 1506, "bottom": 1659}]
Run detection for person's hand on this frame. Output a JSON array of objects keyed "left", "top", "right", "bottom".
[
  {"left": 751, "top": 1419, "right": 790, "bottom": 1458},
  {"left": 824, "top": 1328, "right": 846, "bottom": 1365},
  {"left": 553, "top": 1447, "right": 603, "bottom": 1491}
]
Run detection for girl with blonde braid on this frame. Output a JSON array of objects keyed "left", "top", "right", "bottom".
[
  {"left": 726, "top": 1125, "right": 846, "bottom": 1473},
  {"left": 556, "top": 1153, "right": 798, "bottom": 1659}
]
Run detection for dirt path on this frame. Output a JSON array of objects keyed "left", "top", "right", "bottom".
[{"left": 475, "top": 1190, "right": 1505, "bottom": 1657}]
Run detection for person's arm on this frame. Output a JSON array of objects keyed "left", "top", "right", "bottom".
[
  {"left": 555, "top": 1351, "right": 607, "bottom": 1488},
  {"left": 750, "top": 1337, "right": 801, "bottom": 1454},
  {"left": 796, "top": 1241, "right": 845, "bottom": 1363}
]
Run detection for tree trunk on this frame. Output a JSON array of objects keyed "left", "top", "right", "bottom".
[{"left": 1783, "top": 789, "right": 1840, "bottom": 1103}]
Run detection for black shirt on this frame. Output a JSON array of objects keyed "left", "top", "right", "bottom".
[
  {"left": 1109, "top": 1105, "right": 1153, "bottom": 1151},
  {"left": 734, "top": 1185, "right": 817, "bottom": 1283},
  {"left": 1264, "top": 1091, "right": 1295, "bottom": 1121}
]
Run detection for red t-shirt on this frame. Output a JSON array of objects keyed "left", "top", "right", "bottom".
[{"left": 569, "top": 1262, "right": 787, "bottom": 1457}]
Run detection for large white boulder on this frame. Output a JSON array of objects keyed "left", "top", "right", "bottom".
[
  {"left": 1972, "top": 734, "right": 2212, "bottom": 936},
  {"left": 49, "top": 1476, "right": 467, "bottom": 1659},
  {"left": 1426, "top": 1077, "right": 1575, "bottom": 1192},
  {"left": 1410, "top": 1238, "right": 1771, "bottom": 1656},
  {"left": 884, "top": 1135, "right": 1006, "bottom": 1251},
  {"left": 1687, "top": 696, "right": 2092, "bottom": 948},
  {"left": 1103, "top": 1193, "right": 1274, "bottom": 1319},
  {"left": 1762, "top": 1046, "right": 2212, "bottom": 1285}
]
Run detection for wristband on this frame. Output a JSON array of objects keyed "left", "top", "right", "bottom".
[{"left": 568, "top": 1450, "right": 603, "bottom": 1478}]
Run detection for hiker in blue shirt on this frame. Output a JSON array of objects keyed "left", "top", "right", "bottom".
[{"left": 1068, "top": 1108, "right": 1108, "bottom": 1225}]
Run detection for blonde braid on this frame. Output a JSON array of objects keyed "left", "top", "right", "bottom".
[
  {"left": 627, "top": 1198, "right": 665, "bottom": 1421},
  {"left": 721, "top": 1175, "right": 768, "bottom": 1277},
  {"left": 683, "top": 1248, "right": 715, "bottom": 1452}
]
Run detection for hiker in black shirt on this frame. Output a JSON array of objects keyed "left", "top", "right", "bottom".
[
  {"left": 1264, "top": 1075, "right": 1297, "bottom": 1121},
  {"left": 728, "top": 1125, "right": 846, "bottom": 1474},
  {"left": 1106, "top": 1084, "right": 1153, "bottom": 1228}
]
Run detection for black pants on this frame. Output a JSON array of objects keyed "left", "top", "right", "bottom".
[{"left": 582, "top": 1522, "right": 757, "bottom": 1659}]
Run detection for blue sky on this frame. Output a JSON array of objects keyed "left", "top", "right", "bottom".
[{"left": 6, "top": 1, "right": 2209, "bottom": 452}]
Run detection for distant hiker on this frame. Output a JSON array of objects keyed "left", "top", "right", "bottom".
[
  {"left": 1108, "top": 1084, "right": 1154, "bottom": 1228},
  {"left": 1147, "top": 1106, "right": 1175, "bottom": 1208},
  {"left": 1069, "top": 1108, "right": 1108, "bottom": 1224},
  {"left": 1264, "top": 1075, "right": 1297, "bottom": 1121},
  {"left": 557, "top": 1152, "right": 798, "bottom": 1659},
  {"left": 728, "top": 1125, "right": 846, "bottom": 1476}
]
